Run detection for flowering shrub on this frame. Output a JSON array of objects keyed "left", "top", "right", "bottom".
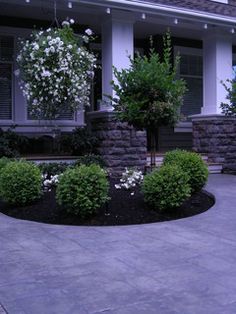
[
  {"left": 16, "top": 20, "right": 96, "bottom": 119},
  {"left": 42, "top": 173, "right": 62, "bottom": 192},
  {"left": 115, "top": 168, "right": 143, "bottom": 195}
]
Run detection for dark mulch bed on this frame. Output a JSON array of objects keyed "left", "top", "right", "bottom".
[{"left": 0, "top": 179, "right": 214, "bottom": 226}]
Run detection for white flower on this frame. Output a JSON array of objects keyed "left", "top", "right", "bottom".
[
  {"left": 85, "top": 28, "right": 93, "bottom": 36},
  {"left": 62, "top": 21, "right": 70, "bottom": 27},
  {"left": 17, "top": 20, "right": 96, "bottom": 119},
  {"left": 14, "top": 69, "right": 20, "bottom": 77},
  {"left": 41, "top": 70, "right": 51, "bottom": 77}
]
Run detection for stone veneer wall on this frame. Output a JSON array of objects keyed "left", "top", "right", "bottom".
[
  {"left": 88, "top": 111, "right": 147, "bottom": 177},
  {"left": 192, "top": 116, "right": 236, "bottom": 166}
]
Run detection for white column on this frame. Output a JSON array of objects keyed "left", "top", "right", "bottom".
[
  {"left": 101, "top": 11, "right": 134, "bottom": 110},
  {"left": 202, "top": 33, "right": 232, "bottom": 115}
]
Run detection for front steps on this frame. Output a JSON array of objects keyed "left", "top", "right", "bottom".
[{"left": 146, "top": 153, "right": 222, "bottom": 174}]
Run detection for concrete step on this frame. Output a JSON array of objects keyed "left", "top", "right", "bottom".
[
  {"left": 146, "top": 154, "right": 208, "bottom": 166},
  {"left": 146, "top": 154, "right": 221, "bottom": 174},
  {"left": 207, "top": 163, "right": 223, "bottom": 174}
]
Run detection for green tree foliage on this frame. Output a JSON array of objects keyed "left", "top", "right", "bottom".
[
  {"left": 111, "top": 32, "right": 187, "bottom": 131},
  {"left": 221, "top": 78, "right": 236, "bottom": 115}
]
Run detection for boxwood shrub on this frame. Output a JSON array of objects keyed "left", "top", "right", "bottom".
[
  {"left": 142, "top": 164, "right": 191, "bottom": 211},
  {"left": 0, "top": 160, "right": 42, "bottom": 205},
  {"left": 56, "top": 164, "right": 109, "bottom": 218},
  {"left": 0, "top": 157, "right": 10, "bottom": 173},
  {"left": 163, "top": 149, "right": 208, "bottom": 192}
]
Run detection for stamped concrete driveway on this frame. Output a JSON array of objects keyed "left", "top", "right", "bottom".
[{"left": 0, "top": 174, "right": 236, "bottom": 314}]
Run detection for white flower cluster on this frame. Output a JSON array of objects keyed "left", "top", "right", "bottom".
[
  {"left": 16, "top": 20, "right": 96, "bottom": 120},
  {"left": 42, "top": 173, "right": 61, "bottom": 192},
  {"left": 115, "top": 168, "right": 144, "bottom": 195}
]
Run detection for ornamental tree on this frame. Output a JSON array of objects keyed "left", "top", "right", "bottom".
[
  {"left": 220, "top": 78, "right": 236, "bottom": 115},
  {"left": 17, "top": 20, "right": 96, "bottom": 120},
  {"left": 111, "top": 32, "right": 187, "bottom": 166}
]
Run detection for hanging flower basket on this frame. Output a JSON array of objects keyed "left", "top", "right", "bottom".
[{"left": 16, "top": 20, "right": 96, "bottom": 120}]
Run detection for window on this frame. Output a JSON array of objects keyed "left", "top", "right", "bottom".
[
  {"left": 0, "top": 36, "right": 14, "bottom": 120},
  {"left": 175, "top": 47, "right": 203, "bottom": 120}
]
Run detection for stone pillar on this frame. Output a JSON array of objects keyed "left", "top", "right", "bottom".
[
  {"left": 87, "top": 10, "right": 146, "bottom": 176},
  {"left": 101, "top": 10, "right": 134, "bottom": 109},
  {"left": 192, "top": 115, "right": 236, "bottom": 167},
  {"left": 191, "top": 33, "right": 234, "bottom": 168},
  {"left": 87, "top": 112, "right": 147, "bottom": 177},
  {"left": 202, "top": 33, "right": 232, "bottom": 115}
]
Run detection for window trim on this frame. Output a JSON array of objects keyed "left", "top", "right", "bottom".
[{"left": 174, "top": 46, "right": 203, "bottom": 132}]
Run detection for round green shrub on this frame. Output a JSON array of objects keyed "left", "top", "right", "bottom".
[
  {"left": 142, "top": 164, "right": 191, "bottom": 211},
  {"left": 56, "top": 164, "right": 109, "bottom": 217},
  {"left": 0, "top": 160, "right": 42, "bottom": 205},
  {"left": 163, "top": 149, "right": 208, "bottom": 192},
  {"left": 0, "top": 157, "right": 10, "bottom": 172}
]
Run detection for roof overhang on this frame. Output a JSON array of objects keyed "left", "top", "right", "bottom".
[{"left": 78, "top": 0, "right": 236, "bottom": 27}]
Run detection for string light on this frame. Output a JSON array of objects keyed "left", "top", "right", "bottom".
[
  {"left": 174, "top": 18, "right": 178, "bottom": 25},
  {"left": 25, "top": 0, "right": 30, "bottom": 3},
  {"left": 106, "top": 7, "right": 111, "bottom": 14},
  {"left": 141, "top": 13, "right": 146, "bottom": 20},
  {"left": 203, "top": 23, "right": 208, "bottom": 29},
  {"left": 68, "top": 1, "right": 72, "bottom": 9},
  {"left": 231, "top": 28, "right": 235, "bottom": 34}
]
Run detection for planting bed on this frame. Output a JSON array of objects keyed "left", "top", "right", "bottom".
[{"left": 0, "top": 178, "right": 214, "bottom": 226}]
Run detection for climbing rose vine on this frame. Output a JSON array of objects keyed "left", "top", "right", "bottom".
[{"left": 16, "top": 20, "right": 96, "bottom": 120}]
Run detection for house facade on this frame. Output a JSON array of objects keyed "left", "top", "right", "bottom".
[{"left": 1, "top": 0, "right": 236, "bottom": 172}]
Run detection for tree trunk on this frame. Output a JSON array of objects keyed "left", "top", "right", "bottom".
[{"left": 150, "top": 128, "right": 158, "bottom": 170}]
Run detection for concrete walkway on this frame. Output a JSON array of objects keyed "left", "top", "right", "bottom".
[{"left": 0, "top": 174, "right": 236, "bottom": 314}]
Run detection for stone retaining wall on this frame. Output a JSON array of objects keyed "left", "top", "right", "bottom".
[
  {"left": 87, "top": 111, "right": 147, "bottom": 177},
  {"left": 192, "top": 115, "right": 236, "bottom": 166}
]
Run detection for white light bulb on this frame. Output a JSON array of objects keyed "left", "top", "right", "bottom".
[
  {"left": 106, "top": 7, "right": 111, "bottom": 14},
  {"left": 204, "top": 23, "right": 208, "bottom": 29},
  {"left": 25, "top": 0, "right": 30, "bottom": 3},
  {"left": 174, "top": 18, "right": 178, "bottom": 25},
  {"left": 231, "top": 28, "right": 235, "bottom": 34},
  {"left": 68, "top": 1, "right": 72, "bottom": 9},
  {"left": 141, "top": 13, "right": 146, "bottom": 20}
]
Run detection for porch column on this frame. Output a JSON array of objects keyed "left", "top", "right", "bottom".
[
  {"left": 192, "top": 33, "right": 235, "bottom": 168},
  {"left": 101, "top": 11, "right": 134, "bottom": 110},
  {"left": 202, "top": 33, "right": 232, "bottom": 114}
]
